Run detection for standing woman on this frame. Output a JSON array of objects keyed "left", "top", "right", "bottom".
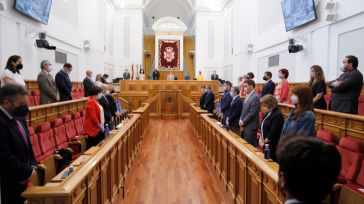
[
  {"left": 85, "top": 86, "right": 105, "bottom": 148},
  {"left": 281, "top": 85, "right": 315, "bottom": 137},
  {"left": 259, "top": 94, "right": 284, "bottom": 161},
  {"left": 1, "top": 55, "right": 26, "bottom": 87},
  {"left": 239, "top": 75, "right": 248, "bottom": 97},
  {"left": 95, "top": 74, "right": 103, "bottom": 87},
  {"left": 275, "top": 68, "right": 289, "bottom": 103},
  {"left": 308, "top": 65, "right": 327, "bottom": 110},
  {"left": 139, "top": 69, "right": 145, "bottom": 80}
]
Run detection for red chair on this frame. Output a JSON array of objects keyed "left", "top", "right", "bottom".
[
  {"left": 32, "top": 90, "right": 40, "bottom": 106},
  {"left": 51, "top": 118, "right": 81, "bottom": 159},
  {"left": 28, "top": 126, "right": 47, "bottom": 162},
  {"left": 27, "top": 93, "right": 35, "bottom": 107},
  {"left": 71, "top": 89, "right": 79, "bottom": 99},
  {"left": 317, "top": 130, "right": 337, "bottom": 145},
  {"left": 37, "top": 122, "right": 56, "bottom": 158},
  {"left": 336, "top": 137, "right": 364, "bottom": 183},
  {"left": 324, "top": 94, "right": 331, "bottom": 110},
  {"left": 63, "top": 114, "right": 87, "bottom": 151},
  {"left": 72, "top": 112, "right": 85, "bottom": 135},
  {"left": 81, "top": 110, "right": 86, "bottom": 126},
  {"left": 77, "top": 88, "right": 84, "bottom": 99}
]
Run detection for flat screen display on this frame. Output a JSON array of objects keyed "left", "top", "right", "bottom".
[
  {"left": 281, "top": 0, "right": 317, "bottom": 31},
  {"left": 14, "top": 0, "right": 52, "bottom": 25}
]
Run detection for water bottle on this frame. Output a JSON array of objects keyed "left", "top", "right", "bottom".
[
  {"left": 105, "top": 124, "right": 110, "bottom": 138},
  {"left": 69, "top": 165, "right": 74, "bottom": 174},
  {"left": 264, "top": 144, "right": 271, "bottom": 160}
]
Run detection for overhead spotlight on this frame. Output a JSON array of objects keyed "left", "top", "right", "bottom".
[
  {"left": 288, "top": 39, "right": 303, "bottom": 53},
  {"left": 36, "top": 33, "right": 56, "bottom": 50}
]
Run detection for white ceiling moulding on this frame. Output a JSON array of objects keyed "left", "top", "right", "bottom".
[{"left": 152, "top": 17, "right": 187, "bottom": 33}]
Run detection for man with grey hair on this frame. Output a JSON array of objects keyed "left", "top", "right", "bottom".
[
  {"left": 83, "top": 70, "right": 94, "bottom": 97},
  {"left": 37, "top": 60, "right": 60, "bottom": 104},
  {"left": 123, "top": 69, "right": 130, "bottom": 80},
  {"left": 0, "top": 84, "right": 37, "bottom": 204}
]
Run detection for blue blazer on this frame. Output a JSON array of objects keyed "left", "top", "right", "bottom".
[
  {"left": 281, "top": 109, "right": 315, "bottom": 137},
  {"left": 261, "top": 80, "right": 276, "bottom": 97},
  {"left": 220, "top": 91, "right": 232, "bottom": 118},
  {"left": 55, "top": 70, "right": 72, "bottom": 101},
  {"left": 0, "top": 109, "right": 36, "bottom": 203},
  {"left": 227, "top": 96, "right": 243, "bottom": 128},
  {"left": 204, "top": 91, "right": 215, "bottom": 113}
]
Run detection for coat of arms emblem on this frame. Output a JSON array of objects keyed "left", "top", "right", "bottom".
[{"left": 164, "top": 47, "right": 175, "bottom": 62}]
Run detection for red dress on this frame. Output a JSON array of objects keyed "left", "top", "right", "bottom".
[{"left": 85, "top": 97, "right": 101, "bottom": 137}]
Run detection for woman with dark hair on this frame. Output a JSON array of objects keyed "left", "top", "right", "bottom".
[
  {"left": 275, "top": 68, "right": 289, "bottom": 103},
  {"left": 85, "top": 86, "right": 105, "bottom": 148},
  {"left": 247, "top": 72, "right": 255, "bottom": 80},
  {"left": 281, "top": 85, "right": 315, "bottom": 137},
  {"left": 308, "top": 65, "right": 327, "bottom": 110},
  {"left": 139, "top": 69, "right": 145, "bottom": 80},
  {"left": 1, "top": 55, "right": 26, "bottom": 87}
]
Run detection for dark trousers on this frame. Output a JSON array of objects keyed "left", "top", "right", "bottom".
[
  {"left": 242, "top": 128, "right": 258, "bottom": 147},
  {"left": 87, "top": 131, "right": 105, "bottom": 149},
  {"left": 230, "top": 126, "right": 241, "bottom": 136}
]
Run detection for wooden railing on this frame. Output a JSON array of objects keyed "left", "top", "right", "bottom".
[
  {"left": 278, "top": 103, "right": 364, "bottom": 144},
  {"left": 23, "top": 99, "right": 154, "bottom": 203},
  {"left": 181, "top": 96, "right": 283, "bottom": 203}
]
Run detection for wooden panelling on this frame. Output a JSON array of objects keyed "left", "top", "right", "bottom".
[{"left": 25, "top": 80, "right": 83, "bottom": 93}]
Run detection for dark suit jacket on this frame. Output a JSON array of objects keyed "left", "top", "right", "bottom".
[
  {"left": 204, "top": 91, "right": 215, "bottom": 113},
  {"left": 200, "top": 92, "right": 207, "bottom": 109},
  {"left": 105, "top": 94, "right": 117, "bottom": 117},
  {"left": 260, "top": 107, "right": 284, "bottom": 161},
  {"left": 123, "top": 72, "right": 130, "bottom": 80},
  {"left": 211, "top": 74, "right": 219, "bottom": 80},
  {"left": 329, "top": 69, "right": 363, "bottom": 114},
  {"left": 261, "top": 80, "right": 275, "bottom": 97},
  {"left": 220, "top": 91, "right": 232, "bottom": 118},
  {"left": 98, "top": 95, "right": 112, "bottom": 124},
  {"left": 101, "top": 78, "right": 107, "bottom": 84},
  {"left": 227, "top": 96, "right": 243, "bottom": 128},
  {"left": 0, "top": 109, "right": 36, "bottom": 204},
  {"left": 240, "top": 91, "right": 260, "bottom": 130},
  {"left": 83, "top": 77, "right": 94, "bottom": 97},
  {"left": 37, "top": 71, "right": 59, "bottom": 104},
  {"left": 153, "top": 70, "right": 160, "bottom": 80},
  {"left": 55, "top": 70, "right": 72, "bottom": 101}
]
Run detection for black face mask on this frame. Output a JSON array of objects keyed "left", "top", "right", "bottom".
[
  {"left": 263, "top": 76, "right": 268, "bottom": 81},
  {"left": 13, "top": 104, "right": 29, "bottom": 117},
  {"left": 16, "top": 64, "right": 23, "bottom": 70}
]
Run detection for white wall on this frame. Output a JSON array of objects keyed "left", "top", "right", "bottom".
[
  {"left": 194, "top": 1, "right": 233, "bottom": 81},
  {"left": 0, "top": 0, "right": 116, "bottom": 82},
  {"left": 237, "top": 0, "right": 364, "bottom": 84}
]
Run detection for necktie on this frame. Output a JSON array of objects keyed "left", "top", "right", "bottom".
[{"left": 13, "top": 118, "right": 29, "bottom": 149}]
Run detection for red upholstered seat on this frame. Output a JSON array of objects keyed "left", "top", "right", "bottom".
[
  {"left": 72, "top": 112, "right": 85, "bottom": 135},
  {"left": 336, "top": 137, "right": 364, "bottom": 183},
  {"left": 28, "top": 126, "right": 47, "bottom": 162},
  {"left": 81, "top": 110, "right": 86, "bottom": 126},
  {"left": 324, "top": 94, "right": 331, "bottom": 110},
  {"left": 77, "top": 88, "right": 84, "bottom": 99},
  {"left": 27, "top": 93, "right": 35, "bottom": 107},
  {"left": 37, "top": 122, "right": 56, "bottom": 158},
  {"left": 358, "top": 96, "right": 364, "bottom": 116},
  {"left": 51, "top": 118, "right": 68, "bottom": 149},
  {"left": 63, "top": 114, "right": 80, "bottom": 141},
  {"left": 32, "top": 90, "right": 40, "bottom": 106},
  {"left": 355, "top": 160, "right": 364, "bottom": 187},
  {"left": 316, "top": 130, "right": 336, "bottom": 145}
]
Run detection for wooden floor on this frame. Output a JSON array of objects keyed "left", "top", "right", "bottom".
[{"left": 117, "top": 118, "right": 230, "bottom": 204}]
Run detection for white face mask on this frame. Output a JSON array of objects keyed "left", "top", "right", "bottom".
[
  {"left": 340, "top": 64, "right": 346, "bottom": 72},
  {"left": 230, "top": 92, "right": 234, "bottom": 97},
  {"left": 291, "top": 95, "right": 299, "bottom": 104},
  {"left": 47, "top": 67, "right": 52, "bottom": 72},
  {"left": 97, "top": 93, "right": 103, "bottom": 99},
  {"left": 105, "top": 91, "right": 110, "bottom": 95}
]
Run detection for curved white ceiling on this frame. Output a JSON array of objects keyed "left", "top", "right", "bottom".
[{"left": 144, "top": 0, "right": 194, "bottom": 27}]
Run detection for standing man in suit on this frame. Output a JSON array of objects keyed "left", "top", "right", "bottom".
[
  {"left": 152, "top": 69, "right": 160, "bottom": 80},
  {"left": 55, "top": 63, "right": 73, "bottom": 101},
  {"left": 37, "top": 60, "right": 60, "bottom": 104},
  {"left": 199, "top": 86, "right": 207, "bottom": 110},
  {"left": 0, "top": 84, "right": 37, "bottom": 204},
  {"left": 211, "top": 71, "right": 219, "bottom": 80},
  {"left": 220, "top": 81, "right": 233, "bottom": 125},
  {"left": 123, "top": 69, "right": 131, "bottom": 80},
  {"left": 101, "top": 74, "right": 109, "bottom": 84},
  {"left": 329, "top": 55, "right": 363, "bottom": 114},
  {"left": 261, "top": 71, "right": 275, "bottom": 97},
  {"left": 226, "top": 87, "right": 243, "bottom": 135},
  {"left": 99, "top": 84, "right": 113, "bottom": 127},
  {"left": 83, "top": 70, "right": 95, "bottom": 97},
  {"left": 204, "top": 85, "right": 215, "bottom": 113},
  {"left": 239, "top": 79, "right": 260, "bottom": 146}
]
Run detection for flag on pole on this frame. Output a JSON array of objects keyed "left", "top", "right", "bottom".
[{"left": 131, "top": 64, "right": 134, "bottom": 80}]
